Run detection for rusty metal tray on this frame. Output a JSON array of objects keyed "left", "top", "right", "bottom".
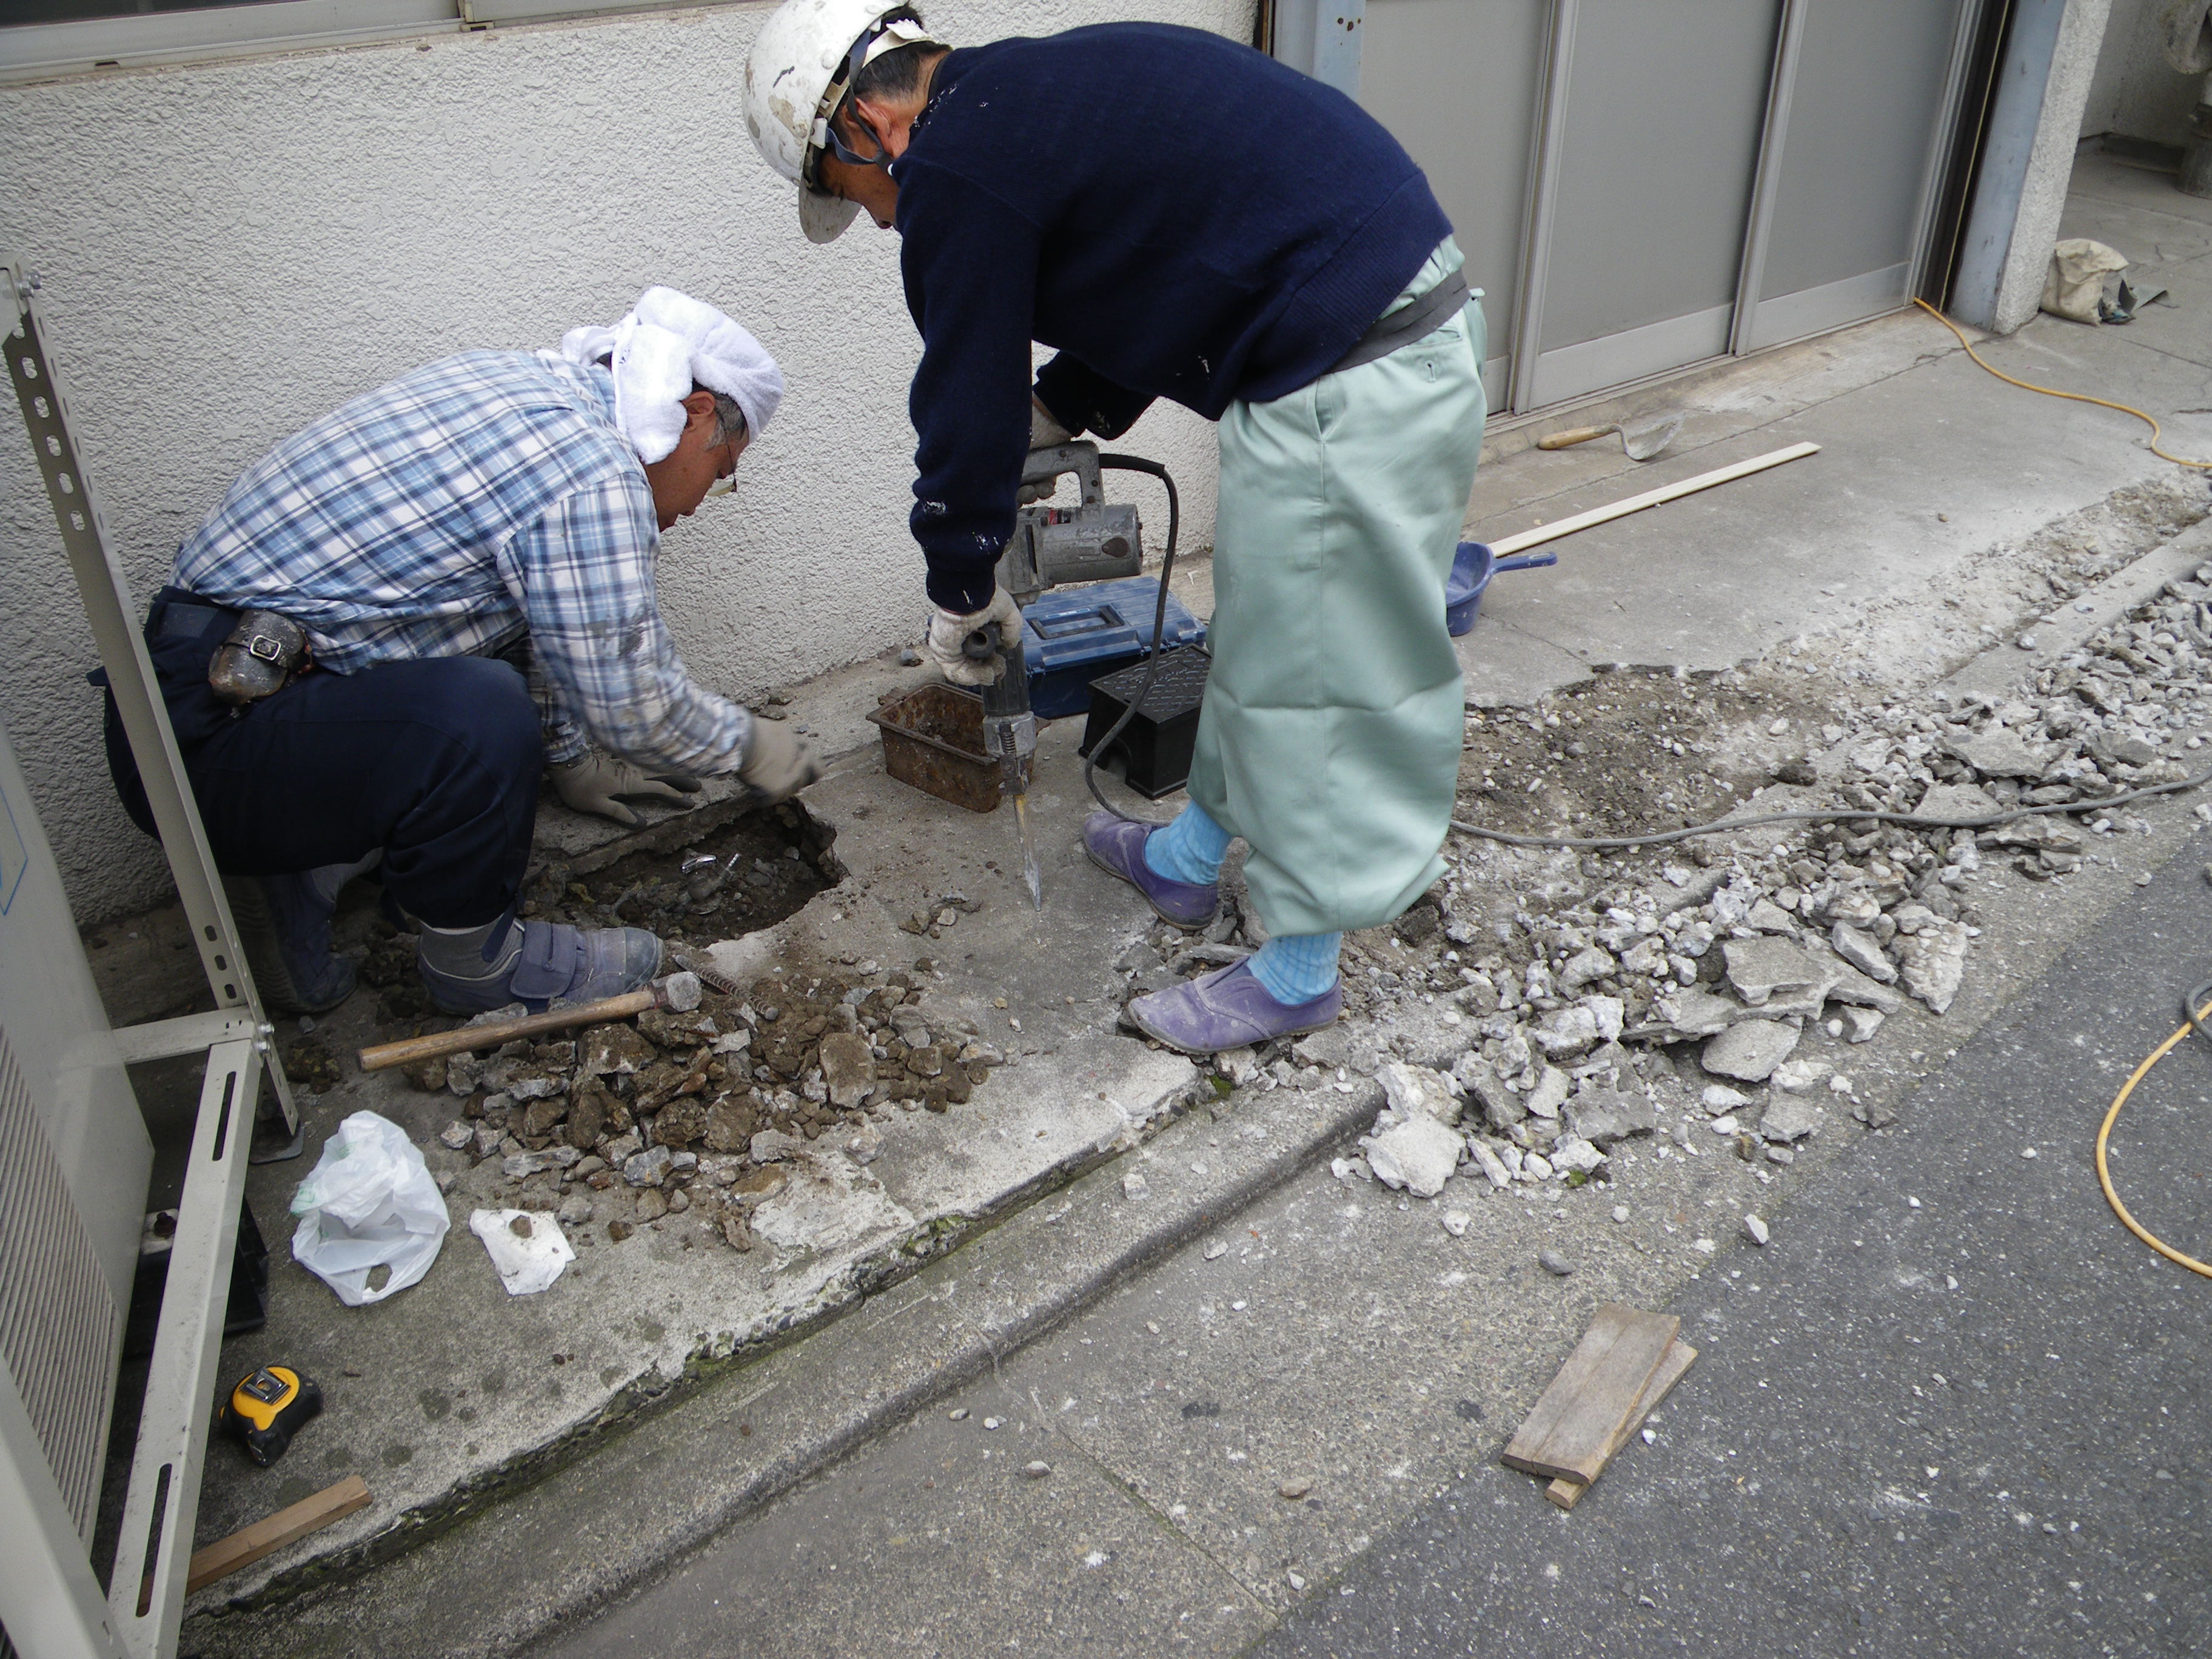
[{"left": 866, "top": 683, "right": 1003, "bottom": 814}]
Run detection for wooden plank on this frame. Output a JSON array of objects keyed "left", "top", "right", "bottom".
[
  {"left": 1489, "top": 442, "right": 1820, "bottom": 558},
  {"left": 1544, "top": 1338, "right": 1697, "bottom": 1510},
  {"left": 186, "top": 1475, "right": 371, "bottom": 1595},
  {"left": 1501, "top": 1304, "right": 1680, "bottom": 1483}
]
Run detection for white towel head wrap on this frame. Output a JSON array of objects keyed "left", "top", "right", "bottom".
[{"left": 561, "top": 286, "right": 783, "bottom": 465}]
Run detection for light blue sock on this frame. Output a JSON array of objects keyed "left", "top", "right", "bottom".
[
  {"left": 1144, "top": 801, "right": 1232, "bottom": 886},
  {"left": 1247, "top": 932, "right": 1343, "bottom": 1005}
]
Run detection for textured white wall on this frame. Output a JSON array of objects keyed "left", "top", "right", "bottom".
[
  {"left": 0, "top": 0, "right": 1245, "bottom": 924},
  {"left": 2081, "top": 0, "right": 2202, "bottom": 143}
]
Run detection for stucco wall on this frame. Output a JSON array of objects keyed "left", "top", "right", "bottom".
[
  {"left": 0, "top": 0, "right": 1245, "bottom": 925},
  {"left": 2082, "top": 0, "right": 2202, "bottom": 144}
]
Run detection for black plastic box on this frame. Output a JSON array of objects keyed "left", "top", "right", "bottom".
[
  {"left": 124, "top": 1198, "right": 270, "bottom": 1361},
  {"left": 1079, "top": 645, "right": 1211, "bottom": 799}
]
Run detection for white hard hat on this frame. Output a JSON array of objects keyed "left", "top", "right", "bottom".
[{"left": 744, "top": 0, "right": 937, "bottom": 244}]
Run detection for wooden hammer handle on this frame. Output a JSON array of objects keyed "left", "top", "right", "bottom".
[
  {"left": 357, "top": 987, "right": 657, "bottom": 1072},
  {"left": 1535, "top": 424, "right": 1616, "bottom": 450}
]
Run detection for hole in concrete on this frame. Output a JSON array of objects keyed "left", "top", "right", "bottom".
[
  {"left": 350, "top": 800, "right": 845, "bottom": 1024},
  {"left": 524, "top": 799, "right": 845, "bottom": 945}
]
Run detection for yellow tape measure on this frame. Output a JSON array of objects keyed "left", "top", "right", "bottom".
[{"left": 218, "top": 1365, "right": 323, "bottom": 1466}]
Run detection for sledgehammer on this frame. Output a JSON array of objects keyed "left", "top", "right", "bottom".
[{"left": 356, "top": 968, "right": 709, "bottom": 1073}]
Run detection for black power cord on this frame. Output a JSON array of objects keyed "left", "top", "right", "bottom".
[
  {"left": 1452, "top": 764, "right": 2212, "bottom": 851},
  {"left": 1084, "top": 453, "right": 1181, "bottom": 823}
]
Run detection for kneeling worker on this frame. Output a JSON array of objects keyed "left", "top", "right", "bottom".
[
  {"left": 742, "top": 4, "right": 1484, "bottom": 1053},
  {"left": 106, "top": 286, "right": 819, "bottom": 1016}
]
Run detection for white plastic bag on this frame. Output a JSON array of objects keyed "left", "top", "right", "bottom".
[{"left": 290, "top": 1110, "right": 451, "bottom": 1305}]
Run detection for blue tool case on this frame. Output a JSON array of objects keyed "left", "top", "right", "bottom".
[{"left": 1020, "top": 578, "right": 1207, "bottom": 719}]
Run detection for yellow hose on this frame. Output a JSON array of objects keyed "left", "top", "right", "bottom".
[
  {"left": 1913, "top": 297, "right": 2212, "bottom": 472},
  {"left": 2096, "top": 999, "right": 2212, "bottom": 1279}
]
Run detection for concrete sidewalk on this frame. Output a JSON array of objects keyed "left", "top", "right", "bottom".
[{"left": 166, "top": 145, "right": 2212, "bottom": 1649}]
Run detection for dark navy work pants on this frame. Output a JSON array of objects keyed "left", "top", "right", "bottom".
[{"left": 106, "top": 589, "right": 541, "bottom": 928}]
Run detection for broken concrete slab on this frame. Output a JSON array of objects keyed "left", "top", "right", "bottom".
[
  {"left": 1701, "top": 1018, "right": 1800, "bottom": 1082},
  {"left": 1757, "top": 1096, "right": 1823, "bottom": 1144},
  {"left": 1823, "top": 960, "right": 1907, "bottom": 1016},
  {"left": 747, "top": 1149, "right": 914, "bottom": 1256},
  {"left": 1361, "top": 1115, "right": 1464, "bottom": 1199},
  {"left": 1460, "top": 1061, "right": 1523, "bottom": 1131},
  {"left": 1829, "top": 922, "right": 1898, "bottom": 984},
  {"left": 1640, "top": 986, "right": 1747, "bottom": 1039},
  {"left": 1531, "top": 1004, "right": 1601, "bottom": 1059},
  {"left": 1912, "top": 782, "right": 2005, "bottom": 825},
  {"left": 815, "top": 1031, "right": 875, "bottom": 1108},
  {"left": 1376, "top": 1061, "right": 1460, "bottom": 1125},
  {"left": 1746, "top": 897, "right": 1798, "bottom": 934},
  {"left": 1524, "top": 1065, "right": 1569, "bottom": 1120},
  {"left": 1942, "top": 725, "right": 2053, "bottom": 779},
  {"left": 1723, "top": 939, "right": 1836, "bottom": 1007},
  {"left": 1895, "top": 918, "right": 1972, "bottom": 1014},
  {"left": 1842, "top": 1007, "right": 1886, "bottom": 1044},
  {"left": 1563, "top": 1089, "right": 1658, "bottom": 1147},
  {"left": 1768, "top": 1059, "right": 1833, "bottom": 1094}
]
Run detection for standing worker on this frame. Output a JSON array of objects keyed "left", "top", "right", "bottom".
[
  {"left": 105, "top": 286, "right": 819, "bottom": 1016},
  {"left": 742, "top": 4, "right": 1484, "bottom": 1053}
]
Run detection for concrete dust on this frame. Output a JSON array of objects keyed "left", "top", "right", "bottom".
[
  {"left": 1458, "top": 669, "right": 1835, "bottom": 840},
  {"left": 1789, "top": 473, "right": 2208, "bottom": 690}
]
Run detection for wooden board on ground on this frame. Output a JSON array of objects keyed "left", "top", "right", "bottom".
[
  {"left": 187, "top": 1475, "right": 372, "bottom": 1595},
  {"left": 1545, "top": 1337, "right": 1697, "bottom": 1510},
  {"left": 1502, "top": 1303, "right": 1680, "bottom": 1483}
]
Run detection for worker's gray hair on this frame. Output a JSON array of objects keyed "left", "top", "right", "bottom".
[{"left": 707, "top": 389, "right": 747, "bottom": 448}]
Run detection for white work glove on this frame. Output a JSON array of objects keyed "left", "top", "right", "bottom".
[
  {"left": 737, "top": 717, "right": 822, "bottom": 803},
  {"left": 552, "top": 752, "right": 702, "bottom": 826},
  {"left": 1029, "top": 395, "right": 1073, "bottom": 451},
  {"left": 926, "top": 588, "right": 1024, "bottom": 688}
]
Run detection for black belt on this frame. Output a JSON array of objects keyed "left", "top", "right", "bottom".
[
  {"left": 154, "top": 588, "right": 235, "bottom": 639},
  {"left": 1330, "top": 269, "right": 1472, "bottom": 375}
]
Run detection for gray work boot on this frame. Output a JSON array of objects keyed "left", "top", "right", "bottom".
[
  {"left": 224, "top": 855, "right": 378, "bottom": 1015},
  {"left": 417, "top": 914, "right": 662, "bottom": 1015}
]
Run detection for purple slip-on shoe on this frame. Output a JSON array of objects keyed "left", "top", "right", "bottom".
[
  {"left": 1124, "top": 959, "right": 1342, "bottom": 1055},
  {"left": 1083, "top": 811, "right": 1220, "bottom": 929}
]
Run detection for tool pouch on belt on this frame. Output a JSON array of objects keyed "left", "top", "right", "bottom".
[{"left": 207, "top": 609, "right": 310, "bottom": 706}]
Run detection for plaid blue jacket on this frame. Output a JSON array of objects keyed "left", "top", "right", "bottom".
[{"left": 171, "top": 349, "right": 749, "bottom": 774}]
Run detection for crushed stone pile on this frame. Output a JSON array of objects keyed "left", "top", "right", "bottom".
[{"left": 389, "top": 967, "right": 999, "bottom": 1253}]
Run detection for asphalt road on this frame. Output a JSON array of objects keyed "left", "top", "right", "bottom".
[{"left": 1256, "top": 830, "right": 2212, "bottom": 1658}]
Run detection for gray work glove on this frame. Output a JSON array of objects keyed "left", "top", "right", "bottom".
[
  {"left": 926, "top": 588, "right": 1024, "bottom": 688},
  {"left": 739, "top": 717, "right": 822, "bottom": 803},
  {"left": 1029, "top": 395, "right": 1074, "bottom": 451},
  {"left": 1020, "top": 398, "right": 1077, "bottom": 506},
  {"left": 552, "top": 752, "right": 703, "bottom": 826}
]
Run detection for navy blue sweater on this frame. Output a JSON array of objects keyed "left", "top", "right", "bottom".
[{"left": 891, "top": 23, "right": 1450, "bottom": 611}]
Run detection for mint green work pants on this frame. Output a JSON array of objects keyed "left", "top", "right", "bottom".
[{"left": 1188, "top": 240, "right": 1486, "bottom": 938}]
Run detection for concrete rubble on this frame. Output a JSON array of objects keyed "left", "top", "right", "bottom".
[{"left": 1309, "top": 548, "right": 2212, "bottom": 1233}]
